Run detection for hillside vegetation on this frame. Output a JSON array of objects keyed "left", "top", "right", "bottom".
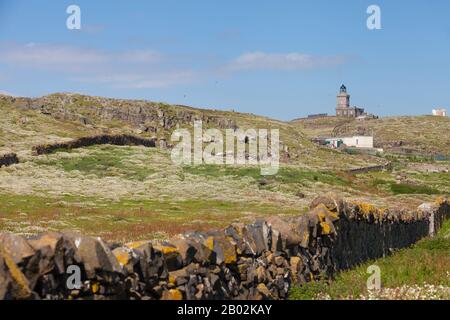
[
  {"left": 0, "top": 93, "right": 448, "bottom": 241},
  {"left": 292, "top": 116, "right": 450, "bottom": 155}
]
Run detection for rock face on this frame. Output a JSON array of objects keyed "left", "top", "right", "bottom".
[
  {"left": 0, "top": 197, "right": 448, "bottom": 300},
  {"left": 0, "top": 153, "right": 19, "bottom": 168},
  {"left": 9, "top": 94, "right": 238, "bottom": 133}
]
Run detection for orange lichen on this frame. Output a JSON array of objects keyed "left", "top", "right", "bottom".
[
  {"left": 113, "top": 250, "right": 130, "bottom": 266},
  {"left": 124, "top": 240, "right": 150, "bottom": 250},
  {"left": 223, "top": 244, "right": 237, "bottom": 265},
  {"left": 154, "top": 245, "right": 179, "bottom": 255},
  {"left": 164, "top": 289, "right": 182, "bottom": 300},
  {"left": 357, "top": 202, "right": 377, "bottom": 215},
  {"left": 205, "top": 237, "right": 215, "bottom": 251},
  {"left": 435, "top": 197, "right": 447, "bottom": 206},
  {"left": 320, "top": 221, "right": 332, "bottom": 235},
  {"left": 316, "top": 203, "right": 340, "bottom": 220},
  {"left": 302, "top": 233, "right": 309, "bottom": 246},
  {"left": 91, "top": 282, "right": 99, "bottom": 294}
]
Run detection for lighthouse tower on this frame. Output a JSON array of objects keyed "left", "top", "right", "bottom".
[
  {"left": 336, "top": 84, "right": 350, "bottom": 110},
  {"left": 335, "top": 84, "right": 364, "bottom": 117}
]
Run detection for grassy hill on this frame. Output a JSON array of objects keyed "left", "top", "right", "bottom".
[
  {"left": 292, "top": 115, "right": 450, "bottom": 156},
  {"left": 0, "top": 93, "right": 448, "bottom": 241}
]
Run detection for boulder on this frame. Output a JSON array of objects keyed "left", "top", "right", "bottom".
[
  {"left": 112, "top": 247, "right": 137, "bottom": 275},
  {"left": 180, "top": 231, "right": 214, "bottom": 264},
  {"left": 266, "top": 216, "right": 302, "bottom": 249},
  {"left": 169, "top": 237, "right": 199, "bottom": 265},
  {"left": 75, "top": 236, "right": 122, "bottom": 278},
  {"left": 0, "top": 233, "right": 35, "bottom": 265},
  {"left": 153, "top": 242, "right": 183, "bottom": 271},
  {"left": 309, "top": 195, "right": 343, "bottom": 216},
  {"left": 28, "top": 232, "right": 81, "bottom": 275},
  {"left": 204, "top": 230, "right": 237, "bottom": 265},
  {"left": 229, "top": 220, "right": 270, "bottom": 256},
  {"left": 0, "top": 243, "right": 32, "bottom": 300}
]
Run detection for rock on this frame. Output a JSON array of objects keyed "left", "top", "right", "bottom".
[
  {"left": 308, "top": 205, "right": 338, "bottom": 236},
  {"left": 75, "top": 236, "right": 122, "bottom": 278},
  {"left": 28, "top": 232, "right": 60, "bottom": 252},
  {"left": 195, "top": 284, "right": 205, "bottom": 299},
  {"left": 181, "top": 232, "right": 214, "bottom": 264},
  {"left": 125, "top": 241, "right": 167, "bottom": 285},
  {"left": 204, "top": 231, "right": 237, "bottom": 265},
  {"left": 0, "top": 243, "right": 32, "bottom": 300},
  {"left": 296, "top": 191, "right": 305, "bottom": 199},
  {"left": 168, "top": 268, "right": 189, "bottom": 286},
  {"left": 255, "top": 283, "right": 273, "bottom": 300},
  {"left": 169, "top": 237, "right": 198, "bottom": 265},
  {"left": 0, "top": 233, "right": 35, "bottom": 265},
  {"left": 153, "top": 242, "right": 183, "bottom": 271},
  {"left": 256, "top": 266, "right": 267, "bottom": 283},
  {"left": 289, "top": 256, "right": 303, "bottom": 283},
  {"left": 273, "top": 256, "right": 285, "bottom": 267},
  {"left": 266, "top": 216, "right": 302, "bottom": 249},
  {"left": 258, "top": 178, "right": 274, "bottom": 186},
  {"left": 309, "top": 195, "right": 343, "bottom": 215},
  {"left": 233, "top": 220, "right": 270, "bottom": 256},
  {"left": 112, "top": 247, "right": 136, "bottom": 274},
  {"left": 0, "top": 153, "right": 19, "bottom": 168},
  {"left": 0, "top": 233, "right": 57, "bottom": 292},
  {"left": 276, "top": 267, "right": 285, "bottom": 276},
  {"left": 161, "top": 288, "right": 183, "bottom": 300},
  {"left": 28, "top": 232, "right": 81, "bottom": 275},
  {"left": 295, "top": 216, "right": 311, "bottom": 248}
]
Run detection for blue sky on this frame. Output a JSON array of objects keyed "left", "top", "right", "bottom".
[{"left": 0, "top": 0, "right": 449, "bottom": 120}]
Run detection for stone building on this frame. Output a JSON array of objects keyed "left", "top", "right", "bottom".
[{"left": 335, "top": 85, "right": 364, "bottom": 117}]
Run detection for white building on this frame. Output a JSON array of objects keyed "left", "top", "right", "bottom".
[
  {"left": 432, "top": 108, "right": 447, "bottom": 117},
  {"left": 341, "top": 136, "right": 373, "bottom": 148}
]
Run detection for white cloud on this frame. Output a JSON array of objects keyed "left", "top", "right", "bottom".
[
  {"left": 70, "top": 71, "right": 196, "bottom": 89},
  {"left": 225, "top": 52, "right": 348, "bottom": 72},
  {"left": 0, "top": 43, "right": 106, "bottom": 72},
  {"left": 0, "top": 43, "right": 350, "bottom": 91},
  {"left": 0, "top": 42, "right": 161, "bottom": 72}
]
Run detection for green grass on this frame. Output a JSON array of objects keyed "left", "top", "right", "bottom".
[
  {"left": 183, "top": 165, "right": 350, "bottom": 187},
  {"left": 0, "top": 193, "right": 304, "bottom": 242},
  {"left": 289, "top": 219, "right": 450, "bottom": 300},
  {"left": 390, "top": 183, "right": 441, "bottom": 195},
  {"left": 34, "top": 145, "right": 155, "bottom": 181}
]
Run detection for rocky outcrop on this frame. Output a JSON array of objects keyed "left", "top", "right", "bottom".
[
  {"left": 32, "top": 134, "right": 156, "bottom": 155},
  {"left": 8, "top": 94, "right": 238, "bottom": 132},
  {"left": 0, "top": 153, "right": 19, "bottom": 168},
  {"left": 0, "top": 197, "right": 448, "bottom": 300}
]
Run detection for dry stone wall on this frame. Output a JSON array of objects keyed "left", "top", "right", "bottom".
[
  {"left": 0, "top": 153, "right": 19, "bottom": 168},
  {"left": 31, "top": 134, "right": 157, "bottom": 155},
  {"left": 0, "top": 196, "right": 448, "bottom": 300}
]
